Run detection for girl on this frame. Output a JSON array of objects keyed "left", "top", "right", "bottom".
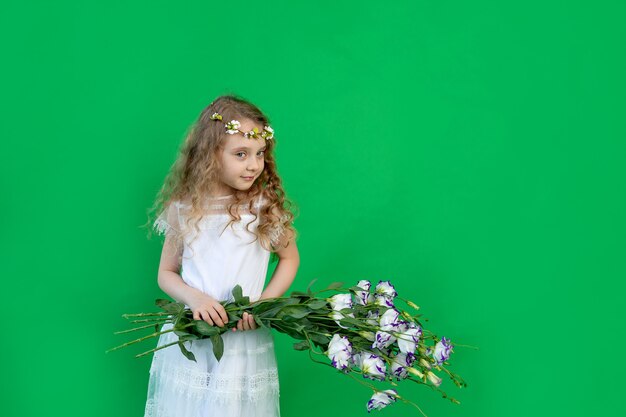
[{"left": 143, "top": 95, "right": 300, "bottom": 417}]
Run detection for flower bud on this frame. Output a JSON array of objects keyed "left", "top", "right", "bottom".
[
  {"left": 419, "top": 358, "right": 432, "bottom": 370},
  {"left": 407, "top": 300, "right": 420, "bottom": 310},
  {"left": 407, "top": 367, "right": 424, "bottom": 379},
  {"left": 358, "top": 331, "right": 376, "bottom": 341},
  {"left": 427, "top": 371, "right": 442, "bottom": 387}
]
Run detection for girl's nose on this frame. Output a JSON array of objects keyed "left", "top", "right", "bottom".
[{"left": 248, "top": 158, "right": 260, "bottom": 171}]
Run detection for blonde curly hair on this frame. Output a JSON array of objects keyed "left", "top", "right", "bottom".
[{"left": 142, "top": 94, "right": 298, "bottom": 262}]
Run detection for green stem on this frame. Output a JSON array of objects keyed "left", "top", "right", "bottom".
[
  {"left": 438, "top": 365, "right": 468, "bottom": 388},
  {"left": 135, "top": 340, "right": 181, "bottom": 358},
  {"left": 122, "top": 312, "right": 173, "bottom": 318},
  {"left": 130, "top": 317, "right": 171, "bottom": 324},
  {"left": 450, "top": 342, "right": 479, "bottom": 350},
  {"left": 105, "top": 328, "right": 175, "bottom": 353},
  {"left": 113, "top": 321, "right": 173, "bottom": 334},
  {"left": 393, "top": 394, "right": 429, "bottom": 417}
]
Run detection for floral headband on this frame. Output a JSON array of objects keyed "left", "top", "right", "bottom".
[{"left": 210, "top": 112, "right": 274, "bottom": 140}]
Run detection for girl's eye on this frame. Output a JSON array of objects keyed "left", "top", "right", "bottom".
[{"left": 235, "top": 151, "right": 265, "bottom": 158}]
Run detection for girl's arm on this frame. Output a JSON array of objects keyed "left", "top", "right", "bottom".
[
  {"left": 156, "top": 238, "right": 228, "bottom": 327},
  {"left": 259, "top": 236, "right": 300, "bottom": 301}
]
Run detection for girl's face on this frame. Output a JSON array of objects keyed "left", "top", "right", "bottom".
[{"left": 215, "top": 118, "right": 267, "bottom": 196}]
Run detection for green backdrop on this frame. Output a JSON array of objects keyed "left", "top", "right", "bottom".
[{"left": 1, "top": 1, "right": 624, "bottom": 416}]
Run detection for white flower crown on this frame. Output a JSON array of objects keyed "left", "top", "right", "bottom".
[{"left": 210, "top": 112, "right": 274, "bottom": 140}]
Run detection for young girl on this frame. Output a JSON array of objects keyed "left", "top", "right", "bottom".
[{"left": 143, "top": 95, "right": 300, "bottom": 417}]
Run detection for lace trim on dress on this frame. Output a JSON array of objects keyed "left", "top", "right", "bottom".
[
  {"left": 154, "top": 217, "right": 175, "bottom": 237},
  {"left": 153, "top": 195, "right": 288, "bottom": 248},
  {"left": 218, "top": 340, "right": 276, "bottom": 356},
  {"left": 147, "top": 363, "right": 280, "bottom": 404},
  {"left": 269, "top": 213, "right": 290, "bottom": 248}
]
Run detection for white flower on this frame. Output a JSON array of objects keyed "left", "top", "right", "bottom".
[
  {"left": 377, "top": 344, "right": 392, "bottom": 358},
  {"left": 328, "top": 293, "right": 354, "bottom": 329},
  {"left": 374, "top": 294, "right": 394, "bottom": 308},
  {"left": 361, "top": 353, "right": 386, "bottom": 380},
  {"left": 355, "top": 279, "right": 374, "bottom": 305},
  {"left": 326, "top": 334, "right": 353, "bottom": 371},
  {"left": 366, "top": 389, "right": 398, "bottom": 412},
  {"left": 243, "top": 128, "right": 259, "bottom": 139},
  {"left": 372, "top": 331, "right": 397, "bottom": 350},
  {"left": 397, "top": 326, "right": 422, "bottom": 355},
  {"left": 374, "top": 280, "right": 397, "bottom": 299},
  {"left": 330, "top": 310, "right": 355, "bottom": 329},
  {"left": 365, "top": 310, "right": 379, "bottom": 327},
  {"left": 225, "top": 120, "right": 241, "bottom": 134},
  {"left": 328, "top": 293, "right": 352, "bottom": 310},
  {"left": 395, "top": 318, "right": 409, "bottom": 333},
  {"left": 379, "top": 308, "right": 401, "bottom": 331},
  {"left": 263, "top": 126, "right": 274, "bottom": 139},
  {"left": 391, "top": 352, "right": 413, "bottom": 379},
  {"left": 433, "top": 337, "right": 452, "bottom": 365},
  {"left": 356, "top": 280, "right": 371, "bottom": 291}
]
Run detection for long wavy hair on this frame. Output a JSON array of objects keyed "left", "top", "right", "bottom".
[{"left": 142, "top": 94, "right": 298, "bottom": 260}]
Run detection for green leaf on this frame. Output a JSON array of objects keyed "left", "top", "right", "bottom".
[
  {"left": 306, "top": 278, "right": 318, "bottom": 294},
  {"left": 339, "top": 317, "right": 362, "bottom": 327},
  {"left": 155, "top": 298, "right": 172, "bottom": 308},
  {"left": 307, "top": 299, "right": 328, "bottom": 310},
  {"left": 293, "top": 340, "right": 310, "bottom": 351},
  {"left": 174, "top": 316, "right": 192, "bottom": 329},
  {"left": 290, "top": 291, "right": 311, "bottom": 298},
  {"left": 193, "top": 321, "right": 220, "bottom": 336},
  {"left": 326, "top": 282, "right": 344, "bottom": 290},
  {"left": 178, "top": 341, "right": 197, "bottom": 362},
  {"left": 253, "top": 315, "right": 266, "bottom": 328},
  {"left": 228, "top": 313, "right": 243, "bottom": 324},
  {"left": 277, "top": 306, "right": 311, "bottom": 320},
  {"left": 272, "top": 322, "right": 306, "bottom": 340},
  {"left": 253, "top": 298, "right": 300, "bottom": 316},
  {"left": 309, "top": 333, "right": 331, "bottom": 346},
  {"left": 158, "top": 301, "right": 184, "bottom": 314},
  {"left": 232, "top": 285, "right": 244, "bottom": 303},
  {"left": 211, "top": 334, "right": 224, "bottom": 361}
]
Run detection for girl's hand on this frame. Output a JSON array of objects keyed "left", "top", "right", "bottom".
[
  {"left": 233, "top": 312, "right": 258, "bottom": 332},
  {"left": 188, "top": 293, "right": 228, "bottom": 328}
]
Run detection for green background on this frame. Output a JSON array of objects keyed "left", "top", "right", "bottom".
[{"left": 1, "top": 1, "right": 624, "bottom": 416}]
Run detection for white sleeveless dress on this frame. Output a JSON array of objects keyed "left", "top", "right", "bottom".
[{"left": 144, "top": 194, "right": 282, "bottom": 417}]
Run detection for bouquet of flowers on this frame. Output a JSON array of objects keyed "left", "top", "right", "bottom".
[{"left": 107, "top": 279, "right": 469, "bottom": 415}]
